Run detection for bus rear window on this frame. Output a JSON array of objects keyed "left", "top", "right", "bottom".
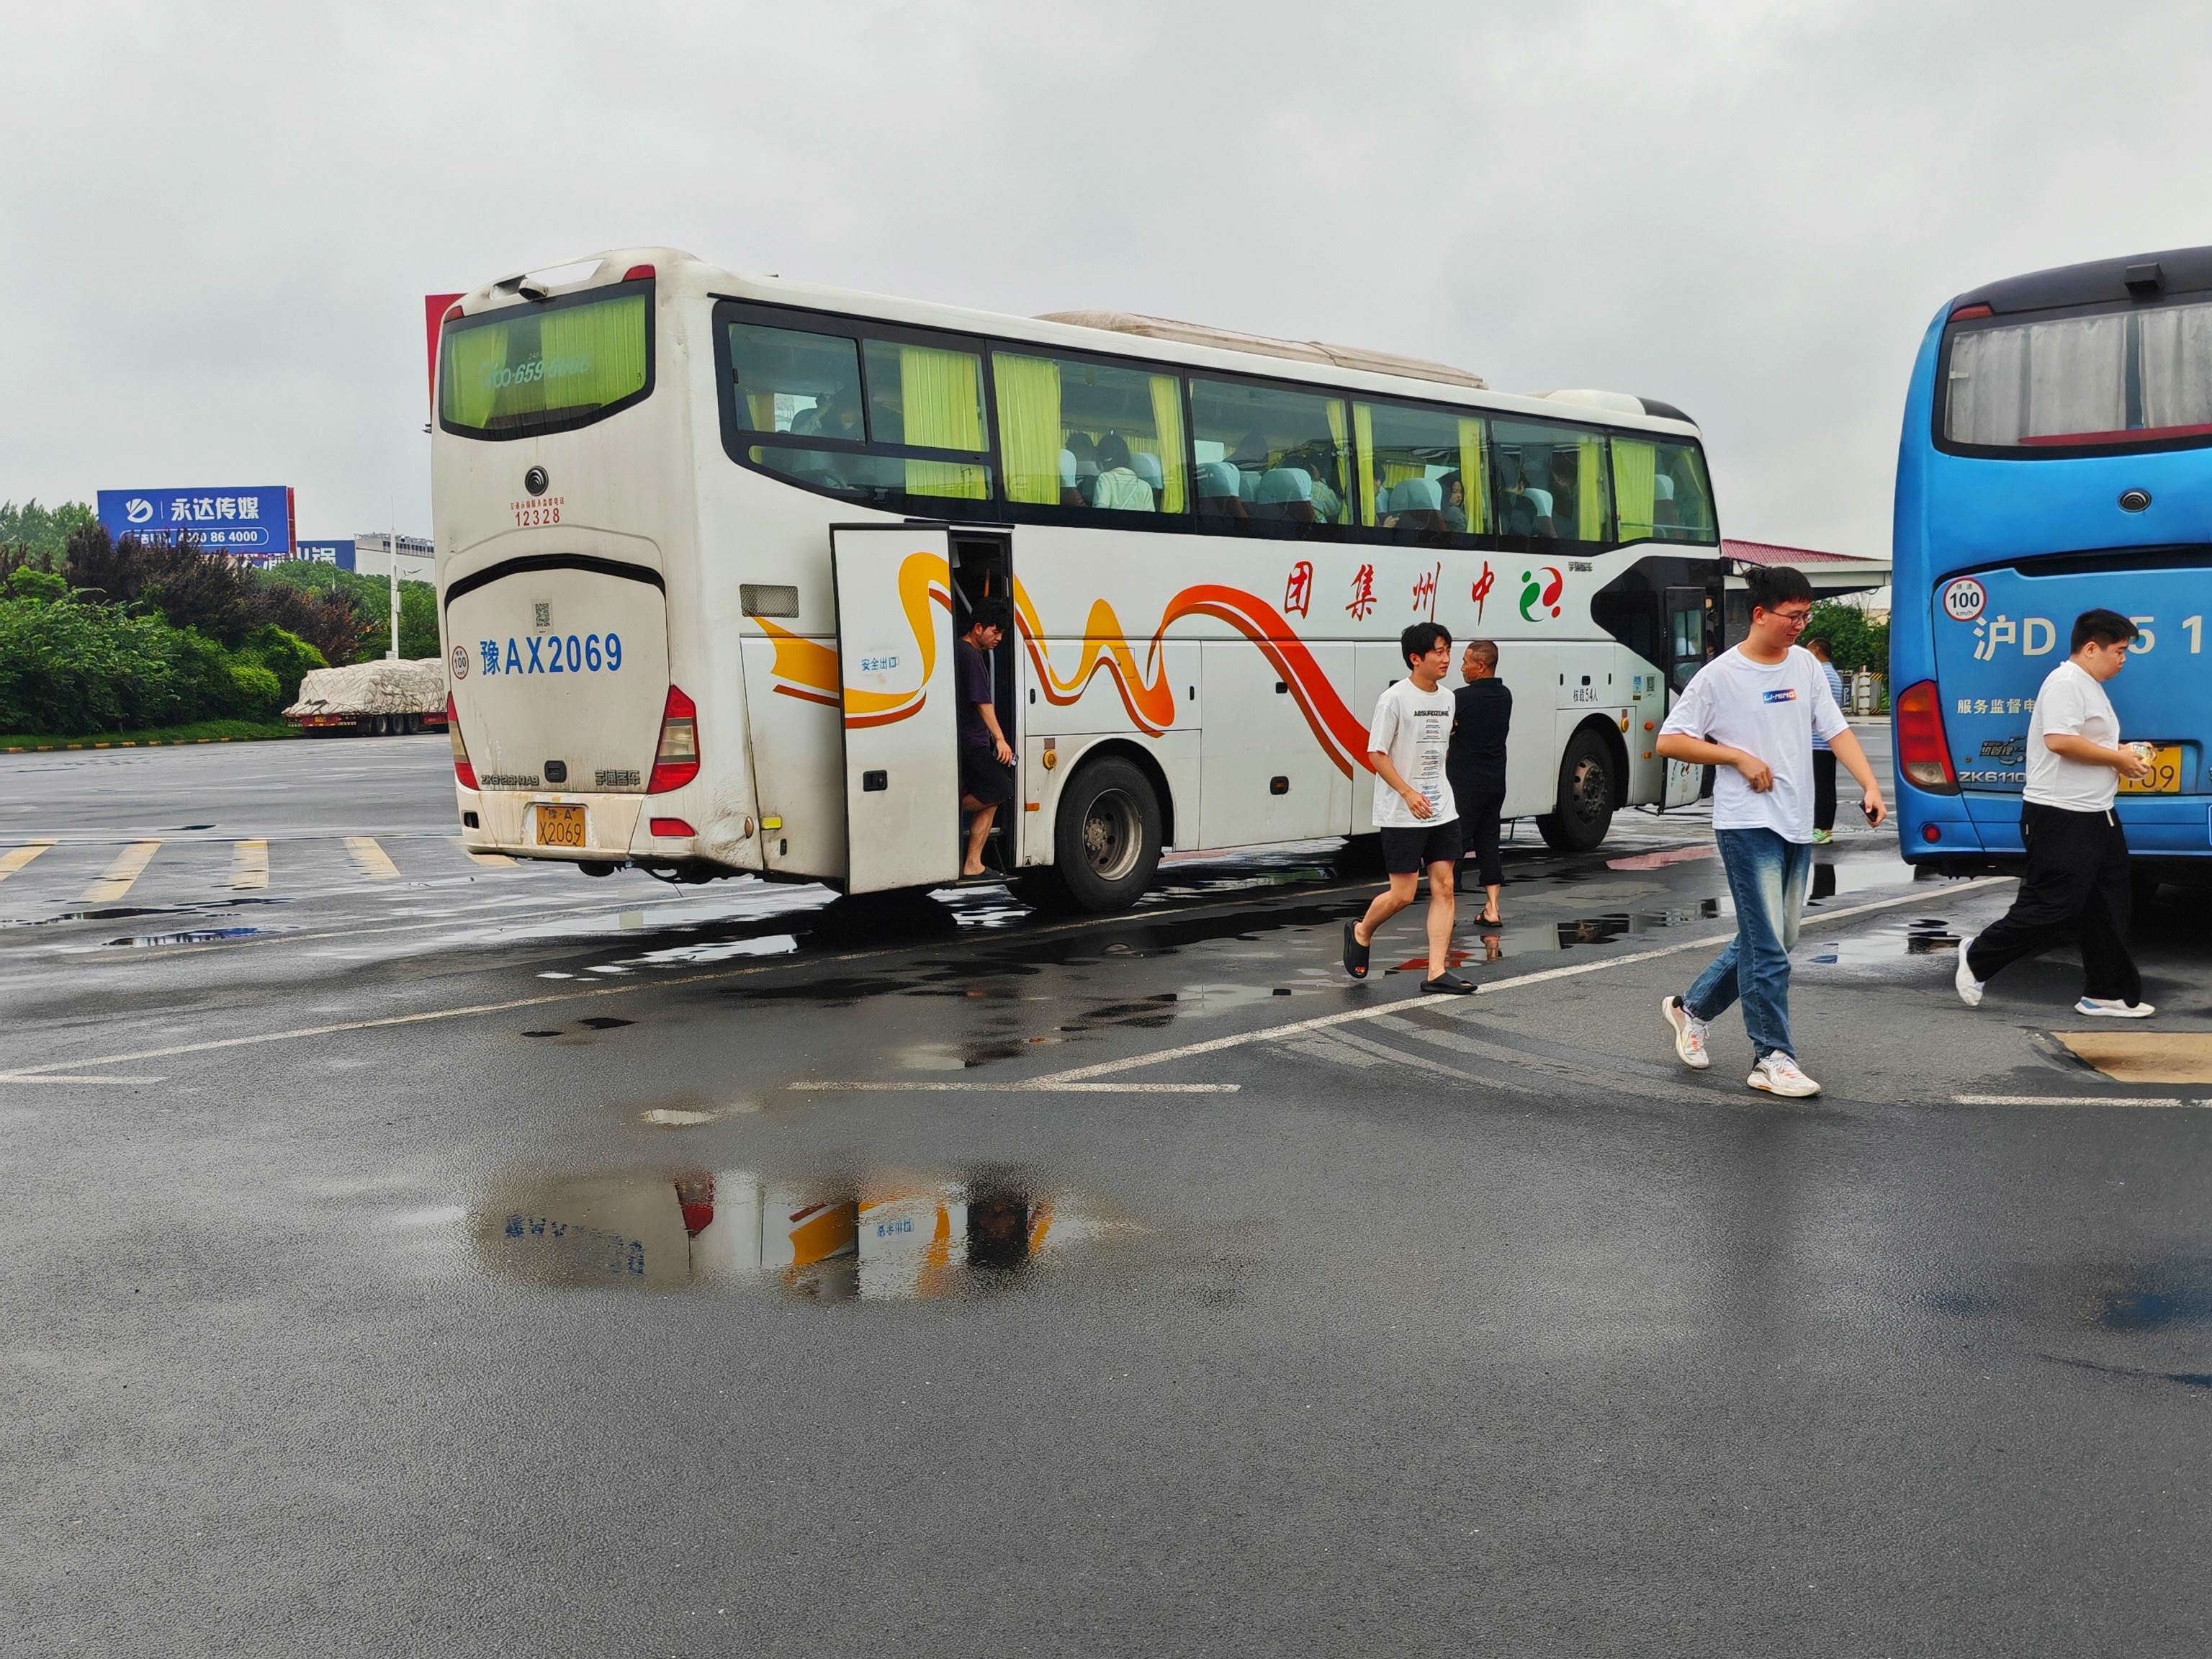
[
  {"left": 441, "top": 282, "right": 653, "bottom": 439},
  {"left": 1943, "top": 299, "right": 2212, "bottom": 451}
]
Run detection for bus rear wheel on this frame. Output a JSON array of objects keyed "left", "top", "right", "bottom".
[
  {"left": 1537, "top": 727, "right": 1616, "bottom": 853},
  {"left": 1044, "top": 756, "right": 1162, "bottom": 913}
]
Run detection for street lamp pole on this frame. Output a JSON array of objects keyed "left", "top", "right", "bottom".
[{"left": 387, "top": 521, "right": 400, "bottom": 660}]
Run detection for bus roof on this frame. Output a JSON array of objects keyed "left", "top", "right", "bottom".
[
  {"left": 456, "top": 247, "right": 1704, "bottom": 437},
  {"left": 1951, "top": 243, "right": 2212, "bottom": 317}
]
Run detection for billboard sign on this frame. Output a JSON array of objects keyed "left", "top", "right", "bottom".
[
  {"left": 294, "top": 539, "right": 356, "bottom": 570},
  {"left": 96, "top": 485, "right": 295, "bottom": 559}
]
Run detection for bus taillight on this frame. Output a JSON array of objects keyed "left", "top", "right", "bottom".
[
  {"left": 647, "top": 686, "right": 700, "bottom": 793},
  {"left": 449, "top": 696, "right": 479, "bottom": 791},
  {"left": 1894, "top": 680, "right": 1958, "bottom": 792}
]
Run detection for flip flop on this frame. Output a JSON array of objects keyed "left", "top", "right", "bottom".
[
  {"left": 1342, "top": 920, "right": 1370, "bottom": 979},
  {"left": 1476, "top": 909, "right": 1503, "bottom": 927}
]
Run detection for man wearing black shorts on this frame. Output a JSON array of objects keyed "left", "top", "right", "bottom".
[
  {"left": 1342, "top": 621, "right": 1473, "bottom": 993},
  {"left": 956, "top": 601, "right": 1015, "bottom": 878},
  {"left": 1448, "top": 637, "right": 1511, "bottom": 927}
]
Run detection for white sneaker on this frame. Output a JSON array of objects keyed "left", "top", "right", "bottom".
[
  {"left": 1748, "top": 1053, "right": 1822, "bottom": 1097},
  {"left": 1954, "top": 932, "right": 1984, "bottom": 1008},
  {"left": 2076, "top": 997, "right": 2156, "bottom": 1018},
  {"left": 1662, "top": 995, "right": 1712, "bottom": 1070}
]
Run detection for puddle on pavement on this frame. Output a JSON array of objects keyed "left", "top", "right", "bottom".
[
  {"left": 6, "top": 896, "right": 293, "bottom": 930},
  {"left": 1926, "top": 1244, "right": 2212, "bottom": 1390},
  {"left": 1379, "top": 900, "right": 1722, "bottom": 974},
  {"left": 1804, "top": 917, "right": 1956, "bottom": 966},
  {"left": 474, "top": 1166, "right": 1126, "bottom": 1301},
  {"left": 98, "top": 925, "right": 282, "bottom": 948}
]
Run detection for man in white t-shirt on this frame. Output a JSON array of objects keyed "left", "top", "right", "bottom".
[
  {"left": 1341, "top": 622, "right": 1474, "bottom": 994},
  {"left": 1654, "top": 565, "right": 1886, "bottom": 1097},
  {"left": 1954, "top": 608, "right": 2154, "bottom": 1017}
]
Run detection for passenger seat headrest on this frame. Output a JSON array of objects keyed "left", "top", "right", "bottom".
[
  {"left": 1389, "top": 477, "right": 1442, "bottom": 513},
  {"left": 1130, "top": 451, "right": 1164, "bottom": 488},
  {"left": 1257, "top": 467, "right": 1314, "bottom": 504},
  {"left": 1652, "top": 475, "right": 1676, "bottom": 501},
  {"left": 1523, "top": 487, "right": 1554, "bottom": 517},
  {"left": 1059, "top": 449, "right": 1078, "bottom": 488},
  {"left": 1197, "top": 461, "right": 1241, "bottom": 498}
]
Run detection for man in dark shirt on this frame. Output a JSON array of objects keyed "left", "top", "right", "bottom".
[
  {"left": 1448, "top": 638, "right": 1511, "bottom": 925},
  {"left": 957, "top": 600, "right": 1015, "bottom": 878}
]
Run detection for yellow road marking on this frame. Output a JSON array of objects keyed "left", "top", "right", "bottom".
[
  {"left": 232, "top": 840, "right": 269, "bottom": 890},
  {"left": 345, "top": 837, "right": 401, "bottom": 881},
  {"left": 81, "top": 840, "right": 162, "bottom": 903},
  {"left": 2053, "top": 1031, "right": 2212, "bottom": 1086},
  {"left": 0, "top": 839, "right": 57, "bottom": 881},
  {"left": 455, "top": 837, "right": 516, "bottom": 868}
]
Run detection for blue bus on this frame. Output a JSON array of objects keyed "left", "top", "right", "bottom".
[{"left": 1892, "top": 244, "right": 2212, "bottom": 887}]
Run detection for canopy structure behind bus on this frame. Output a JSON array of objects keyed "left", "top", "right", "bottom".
[{"left": 285, "top": 660, "right": 449, "bottom": 723}]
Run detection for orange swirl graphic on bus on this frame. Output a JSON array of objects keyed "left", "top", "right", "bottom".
[
  {"left": 842, "top": 552, "right": 954, "bottom": 729},
  {"left": 1012, "top": 580, "right": 1372, "bottom": 777}
]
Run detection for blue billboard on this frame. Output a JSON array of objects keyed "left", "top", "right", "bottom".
[
  {"left": 294, "top": 539, "right": 356, "bottom": 570},
  {"left": 96, "top": 485, "right": 295, "bottom": 559}
]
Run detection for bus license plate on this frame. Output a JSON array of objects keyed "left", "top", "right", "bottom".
[
  {"left": 2118, "top": 745, "right": 2182, "bottom": 795},
  {"left": 536, "top": 804, "right": 587, "bottom": 847}
]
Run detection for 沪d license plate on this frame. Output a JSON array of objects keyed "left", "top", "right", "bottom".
[
  {"left": 536, "top": 804, "right": 587, "bottom": 847},
  {"left": 2118, "top": 745, "right": 2183, "bottom": 795}
]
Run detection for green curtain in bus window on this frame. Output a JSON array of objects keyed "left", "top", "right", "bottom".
[
  {"left": 1323, "top": 401, "right": 1349, "bottom": 523},
  {"left": 994, "top": 352, "right": 1063, "bottom": 505},
  {"left": 1576, "top": 435, "right": 1609, "bottom": 540},
  {"left": 899, "top": 344, "right": 988, "bottom": 500},
  {"left": 537, "top": 295, "right": 649, "bottom": 415},
  {"left": 1612, "top": 438, "right": 1657, "bottom": 541},
  {"left": 443, "top": 324, "right": 511, "bottom": 429},
  {"left": 1457, "top": 417, "right": 1487, "bottom": 534},
  {"left": 1354, "top": 404, "right": 1377, "bottom": 526},
  {"left": 1145, "top": 373, "right": 1187, "bottom": 513}
]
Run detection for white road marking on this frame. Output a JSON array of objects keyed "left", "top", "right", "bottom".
[
  {"left": 1953, "top": 1094, "right": 2210, "bottom": 1107},
  {"left": 1025, "top": 879, "right": 2010, "bottom": 1083},
  {"left": 80, "top": 840, "right": 162, "bottom": 903},
  {"left": 0, "top": 1074, "right": 167, "bottom": 1084},
  {"left": 345, "top": 837, "right": 401, "bottom": 881},
  {"left": 0, "top": 839, "right": 58, "bottom": 881},
  {"left": 232, "top": 840, "right": 269, "bottom": 890}
]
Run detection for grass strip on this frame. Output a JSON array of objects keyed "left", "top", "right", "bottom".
[{"left": 0, "top": 719, "right": 300, "bottom": 752}]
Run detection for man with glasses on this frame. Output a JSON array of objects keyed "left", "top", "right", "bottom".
[{"left": 1655, "top": 565, "right": 1885, "bottom": 1097}]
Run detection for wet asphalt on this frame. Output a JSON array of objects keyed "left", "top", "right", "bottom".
[{"left": 5, "top": 733, "right": 2211, "bottom": 1656}]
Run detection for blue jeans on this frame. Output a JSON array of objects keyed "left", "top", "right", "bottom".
[{"left": 1683, "top": 827, "right": 1812, "bottom": 1061}]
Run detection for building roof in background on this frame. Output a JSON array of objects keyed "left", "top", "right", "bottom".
[{"left": 1722, "top": 538, "right": 1887, "bottom": 568}]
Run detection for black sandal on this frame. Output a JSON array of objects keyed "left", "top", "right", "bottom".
[
  {"left": 1477, "top": 909, "right": 1503, "bottom": 927},
  {"left": 1342, "top": 920, "right": 1370, "bottom": 979},
  {"left": 1422, "top": 971, "right": 1476, "bottom": 994}
]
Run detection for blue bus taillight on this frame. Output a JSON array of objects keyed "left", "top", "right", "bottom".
[{"left": 1895, "top": 680, "right": 1959, "bottom": 792}]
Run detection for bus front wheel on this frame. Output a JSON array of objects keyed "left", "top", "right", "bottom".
[
  {"left": 1047, "top": 756, "right": 1163, "bottom": 913},
  {"left": 1537, "top": 728, "right": 1616, "bottom": 853}
]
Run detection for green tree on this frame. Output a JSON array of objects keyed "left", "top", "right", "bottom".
[
  {"left": 1804, "top": 599, "right": 1890, "bottom": 675},
  {"left": 0, "top": 498, "right": 95, "bottom": 559}
]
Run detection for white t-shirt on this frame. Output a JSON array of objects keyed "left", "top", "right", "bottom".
[
  {"left": 1660, "top": 645, "right": 1848, "bottom": 842},
  {"left": 2025, "top": 660, "right": 2121, "bottom": 812},
  {"left": 1368, "top": 676, "right": 1459, "bottom": 829}
]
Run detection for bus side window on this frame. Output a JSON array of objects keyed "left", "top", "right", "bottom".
[
  {"left": 1615, "top": 436, "right": 1717, "bottom": 545},
  {"left": 1491, "top": 419, "right": 1612, "bottom": 544},
  {"left": 992, "top": 351, "right": 1188, "bottom": 516},
  {"left": 729, "top": 323, "right": 865, "bottom": 440},
  {"left": 1188, "top": 378, "right": 1351, "bottom": 537},
  {"left": 1354, "top": 400, "right": 1485, "bottom": 544},
  {"left": 862, "top": 338, "right": 990, "bottom": 501}
]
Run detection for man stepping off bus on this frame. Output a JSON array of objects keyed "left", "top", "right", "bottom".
[
  {"left": 1343, "top": 622, "right": 1475, "bottom": 994},
  {"left": 1655, "top": 565, "right": 1886, "bottom": 1097},
  {"left": 956, "top": 601, "right": 1016, "bottom": 880},
  {"left": 1954, "top": 608, "right": 2155, "bottom": 1018}
]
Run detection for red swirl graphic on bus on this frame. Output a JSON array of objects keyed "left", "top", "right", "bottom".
[{"left": 1012, "top": 580, "right": 1372, "bottom": 777}]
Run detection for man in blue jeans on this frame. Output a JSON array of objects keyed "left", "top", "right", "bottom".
[{"left": 1655, "top": 565, "right": 1887, "bottom": 1097}]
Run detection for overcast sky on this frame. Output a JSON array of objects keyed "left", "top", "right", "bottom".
[{"left": 5, "top": 1, "right": 2210, "bottom": 554}]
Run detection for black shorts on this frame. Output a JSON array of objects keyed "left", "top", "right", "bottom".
[
  {"left": 1379, "top": 819, "right": 1462, "bottom": 873},
  {"left": 959, "top": 743, "right": 1014, "bottom": 807}
]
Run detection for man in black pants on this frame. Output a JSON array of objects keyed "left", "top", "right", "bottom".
[
  {"left": 956, "top": 601, "right": 1015, "bottom": 878},
  {"left": 1448, "top": 637, "right": 1511, "bottom": 926},
  {"left": 1956, "top": 608, "right": 2155, "bottom": 1017}
]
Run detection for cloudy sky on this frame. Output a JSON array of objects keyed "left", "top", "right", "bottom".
[{"left": 4, "top": 1, "right": 2209, "bottom": 553}]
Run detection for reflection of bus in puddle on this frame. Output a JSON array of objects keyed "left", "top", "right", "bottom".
[{"left": 477, "top": 1171, "right": 1107, "bottom": 1300}]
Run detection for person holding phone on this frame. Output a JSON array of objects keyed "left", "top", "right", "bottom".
[
  {"left": 1954, "top": 608, "right": 2154, "bottom": 1017},
  {"left": 1653, "top": 565, "right": 1885, "bottom": 1097}
]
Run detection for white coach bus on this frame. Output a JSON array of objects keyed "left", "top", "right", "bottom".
[{"left": 434, "top": 247, "right": 1723, "bottom": 912}]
